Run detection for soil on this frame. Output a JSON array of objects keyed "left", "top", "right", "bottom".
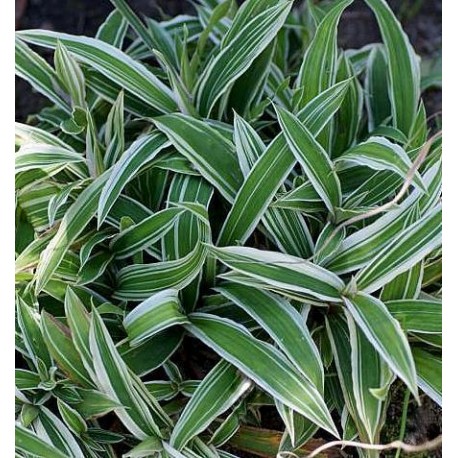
[{"left": 15, "top": 1, "right": 442, "bottom": 457}]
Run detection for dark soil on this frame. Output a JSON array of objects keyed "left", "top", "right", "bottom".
[{"left": 15, "top": 1, "right": 442, "bottom": 457}]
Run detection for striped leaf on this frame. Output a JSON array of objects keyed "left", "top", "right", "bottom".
[
  {"left": 57, "top": 399, "right": 87, "bottom": 436},
  {"left": 96, "top": 10, "right": 128, "bottom": 48},
  {"left": 104, "top": 90, "right": 125, "bottom": 168},
  {"left": 34, "top": 407, "right": 85, "bottom": 458},
  {"left": 171, "top": 361, "right": 251, "bottom": 450},
  {"left": 380, "top": 260, "right": 424, "bottom": 300},
  {"left": 115, "top": 242, "right": 207, "bottom": 301},
  {"left": 364, "top": 0, "right": 421, "bottom": 135},
  {"left": 364, "top": 45, "right": 390, "bottom": 130},
  {"left": 276, "top": 106, "right": 341, "bottom": 216},
  {"left": 97, "top": 133, "right": 170, "bottom": 225},
  {"left": 54, "top": 41, "right": 86, "bottom": 108},
  {"left": 233, "top": 113, "right": 313, "bottom": 257},
  {"left": 124, "top": 289, "right": 188, "bottom": 346},
  {"left": 335, "top": 137, "right": 425, "bottom": 191},
  {"left": 89, "top": 309, "right": 167, "bottom": 439},
  {"left": 119, "top": 328, "right": 184, "bottom": 377},
  {"left": 16, "top": 297, "right": 51, "bottom": 368},
  {"left": 413, "top": 348, "right": 441, "bottom": 406},
  {"left": 343, "top": 292, "right": 418, "bottom": 400},
  {"left": 154, "top": 114, "right": 242, "bottom": 202},
  {"left": 296, "top": 0, "right": 353, "bottom": 107},
  {"left": 17, "top": 30, "right": 178, "bottom": 113},
  {"left": 196, "top": 1, "right": 292, "bottom": 116},
  {"left": 15, "top": 423, "right": 69, "bottom": 458},
  {"left": 345, "top": 310, "right": 389, "bottom": 443},
  {"left": 327, "top": 162, "right": 441, "bottom": 274},
  {"left": 217, "top": 283, "right": 324, "bottom": 391},
  {"left": 163, "top": 175, "right": 214, "bottom": 310},
  {"left": 272, "top": 181, "right": 323, "bottom": 213},
  {"left": 217, "top": 80, "right": 350, "bottom": 247},
  {"left": 356, "top": 205, "right": 442, "bottom": 292},
  {"left": 41, "top": 311, "right": 95, "bottom": 388},
  {"left": 326, "top": 314, "right": 364, "bottom": 435},
  {"left": 386, "top": 299, "right": 441, "bottom": 334},
  {"left": 16, "top": 144, "right": 85, "bottom": 175},
  {"left": 64, "top": 288, "right": 95, "bottom": 379},
  {"left": 15, "top": 122, "right": 75, "bottom": 150},
  {"left": 35, "top": 172, "right": 109, "bottom": 293},
  {"left": 15, "top": 37, "right": 70, "bottom": 113},
  {"left": 110, "top": 207, "right": 184, "bottom": 259},
  {"left": 115, "top": 204, "right": 210, "bottom": 300},
  {"left": 186, "top": 313, "right": 339, "bottom": 437},
  {"left": 210, "top": 245, "right": 345, "bottom": 303},
  {"left": 332, "top": 54, "right": 363, "bottom": 156}
]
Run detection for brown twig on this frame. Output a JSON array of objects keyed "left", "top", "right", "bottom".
[{"left": 299, "top": 435, "right": 442, "bottom": 458}]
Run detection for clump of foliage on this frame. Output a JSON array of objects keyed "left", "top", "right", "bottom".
[{"left": 15, "top": 0, "right": 441, "bottom": 457}]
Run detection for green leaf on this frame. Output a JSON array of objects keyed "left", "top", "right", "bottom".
[
  {"left": 364, "top": 0, "right": 420, "bottom": 135},
  {"left": 196, "top": 1, "right": 292, "bottom": 116},
  {"left": 154, "top": 114, "right": 242, "bottom": 202},
  {"left": 111, "top": 207, "right": 184, "bottom": 259},
  {"left": 327, "top": 162, "right": 441, "bottom": 274},
  {"left": 17, "top": 30, "right": 178, "bottom": 113},
  {"left": 15, "top": 369, "right": 41, "bottom": 390},
  {"left": 123, "top": 436, "right": 163, "bottom": 457},
  {"left": 64, "top": 288, "right": 95, "bottom": 378},
  {"left": 332, "top": 54, "right": 363, "bottom": 156},
  {"left": 326, "top": 314, "right": 366, "bottom": 436},
  {"left": 413, "top": 348, "right": 441, "bottom": 406},
  {"left": 343, "top": 292, "right": 418, "bottom": 401},
  {"left": 34, "top": 407, "right": 85, "bottom": 458},
  {"left": 275, "top": 106, "right": 341, "bottom": 216},
  {"left": 356, "top": 205, "right": 442, "bottom": 292},
  {"left": 104, "top": 90, "right": 125, "bottom": 168},
  {"left": 380, "top": 260, "right": 424, "bottom": 300},
  {"left": 124, "top": 289, "right": 188, "bottom": 346},
  {"left": 54, "top": 41, "right": 86, "bottom": 108},
  {"left": 15, "top": 144, "right": 86, "bottom": 175},
  {"left": 89, "top": 309, "right": 167, "bottom": 439},
  {"left": 35, "top": 172, "right": 109, "bottom": 293},
  {"left": 314, "top": 223, "right": 346, "bottom": 266},
  {"left": 57, "top": 399, "right": 87, "bottom": 436},
  {"left": 296, "top": 0, "right": 353, "bottom": 108},
  {"left": 171, "top": 361, "right": 251, "bottom": 450},
  {"left": 364, "top": 45, "right": 390, "bottom": 130},
  {"left": 386, "top": 299, "right": 441, "bottom": 334},
  {"left": 75, "top": 388, "right": 122, "bottom": 419},
  {"left": 217, "top": 283, "right": 323, "bottom": 391},
  {"left": 98, "top": 132, "right": 170, "bottom": 226},
  {"left": 41, "top": 311, "right": 94, "bottom": 388},
  {"left": 345, "top": 310, "right": 389, "bottom": 442},
  {"left": 163, "top": 175, "right": 214, "bottom": 310},
  {"left": 15, "top": 37, "right": 70, "bottom": 113},
  {"left": 15, "top": 423, "right": 69, "bottom": 458},
  {"left": 96, "top": 10, "right": 128, "bottom": 48},
  {"left": 16, "top": 297, "right": 51, "bottom": 368},
  {"left": 217, "top": 80, "right": 350, "bottom": 247},
  {"left": 186, "top": 313, "right": 339, "bottom": 437},
  {"left": 115, "top": 239, "right": 207, "bottom": 301},
  {"left": 335, "top": 136, "right": 425, "bottom": 192},
  {"left": 119, "top": 328, "right": 183, "bottom": 377},
  {"left": 232, "top": 113, "right": 313, "bottom": 257},
  {"left": 210, "top": 245, "right": 345, "bottom": 303}
]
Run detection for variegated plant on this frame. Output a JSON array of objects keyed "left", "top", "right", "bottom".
[{"left": 15, "top": 0, "right": 441, "bottom": 457}]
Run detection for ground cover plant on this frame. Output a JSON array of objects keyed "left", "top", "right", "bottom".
[{"left": 15, "top": 0, "right": 442, "bottom": 456}]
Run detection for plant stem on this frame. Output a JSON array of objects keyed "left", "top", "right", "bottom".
[{"left": 395, "top": 389, "right": 411, "bottom": 458}]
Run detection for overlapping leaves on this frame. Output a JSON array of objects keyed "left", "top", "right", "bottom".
[{"left": 15, "top": 0, "right": 441, "bottom": 457}]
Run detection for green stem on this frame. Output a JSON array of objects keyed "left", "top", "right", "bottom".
[{"left": 395, "top": 389, "right": 411, "bottom": 458}]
